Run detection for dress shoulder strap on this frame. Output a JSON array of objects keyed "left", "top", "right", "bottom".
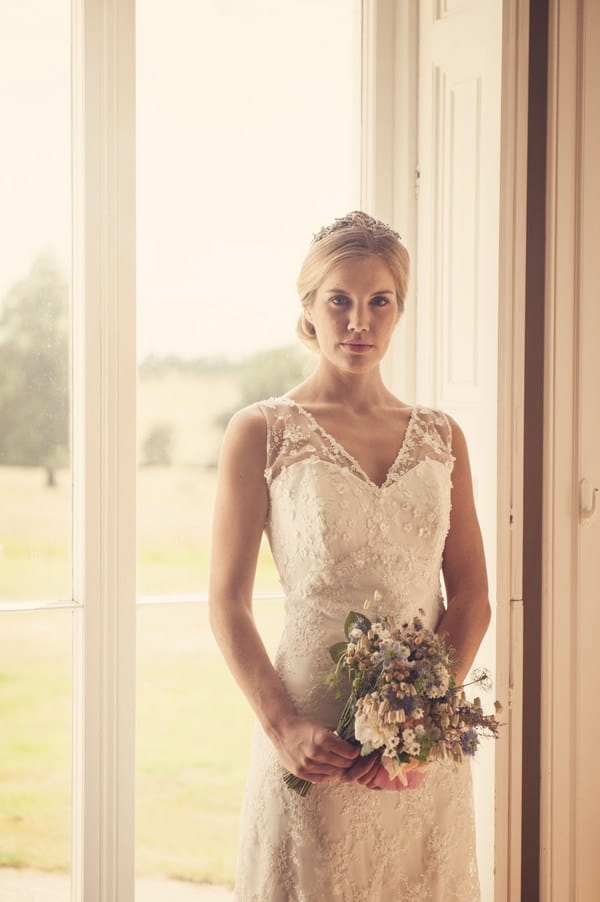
[
  {"left": 256, "top": 397, "right": 319, "bottom": 485},
  {"left": 399, "top": 406, "right": 454, "bottom": 473}
]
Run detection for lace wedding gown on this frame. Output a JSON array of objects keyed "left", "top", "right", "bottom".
[{"left": 233, "top": 398, "right": 480, "bottom": 902}]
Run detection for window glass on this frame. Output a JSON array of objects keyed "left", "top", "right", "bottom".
[
  {"left": 136, "top": 600, "right": 283, "bottom": 891},
  {"left": 0, "top": 1, "right": 72, "bottom": 604},
  {"left": 0, "top": 611, "right": 72, "bottom": 899},
  {"left": 136, "top": 0, "right": 358, "bottom": 599},
  {"left": 136, "top": 1, "right": 358, "bottom": 893},
  {"left": 0, "top": 6, "right": 72, "bottom": 899}
]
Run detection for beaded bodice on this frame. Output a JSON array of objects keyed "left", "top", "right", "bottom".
[{"left": 260, "top": 398, "right": 454, "bottom": 632}]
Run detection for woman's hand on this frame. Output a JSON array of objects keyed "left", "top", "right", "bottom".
[
  {"left": 274, "top": 716, "right": 360, "bottom": 784},
  {"left": 339, "top": 750, "right": 382, "bottom": 788},
  {"left": 342, "top": 752, "right": 428, "bottom": 791}
]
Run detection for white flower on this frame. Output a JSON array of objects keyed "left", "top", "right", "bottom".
[
  {"left": 354, "top": 696, "right": 397, "bottom": 752},
  {"left": 401, "top": 728, "right": 420, "bottom": 757}
]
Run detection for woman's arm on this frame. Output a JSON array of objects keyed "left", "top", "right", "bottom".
[
  {"left": 208, "top": 406, "right": 358, "bottom": 783},
  {"left": 438, "top": 418, "right": 491, "bottom": 686}
]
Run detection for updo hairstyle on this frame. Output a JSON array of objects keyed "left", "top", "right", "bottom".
[{"left": 296, "top": 211, "right": 410, "bottom": 353}]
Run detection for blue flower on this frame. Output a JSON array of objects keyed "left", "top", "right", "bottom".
[{"left": 460, "top": 730, "right": 479, "bottom": 755}]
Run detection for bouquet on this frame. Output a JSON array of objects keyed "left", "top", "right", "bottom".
[{"left": 284, "top": 597, "right": 501, "bottom": 797}]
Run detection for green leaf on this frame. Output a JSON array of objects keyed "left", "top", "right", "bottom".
[
  {"left": 329, "top": 641, "right": 348, "bottom": 665},
  {"left": 344, "top": 610, "right": 371, "bottom": 639}
]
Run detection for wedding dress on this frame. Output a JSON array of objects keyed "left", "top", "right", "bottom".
[{"left": 233, "top": 398, "right": 480, "bottom": 902}]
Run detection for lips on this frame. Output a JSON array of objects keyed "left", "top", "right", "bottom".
[{"left": 340, "top": 342, "right": 374, "bottom": 353}]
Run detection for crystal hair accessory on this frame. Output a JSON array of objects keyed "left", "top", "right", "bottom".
[{"left": 312, "top": 210, "right": 402, "bottom": 244}]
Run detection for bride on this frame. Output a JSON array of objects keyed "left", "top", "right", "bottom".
[{"left": 209, "top": 211, "right": 490, "bottom": 901}]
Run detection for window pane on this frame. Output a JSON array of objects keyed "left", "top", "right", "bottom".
[
  {"left": 136, "top": 600, "right": 283, "bottom": 894},
  {"left": 0, "top": 611, "right": 72, "bottom": 900},
  {"left": 136, "top": 0, "right": 358, "bottom": 894},
  {"left": 136, "top": 0, "right": 359, "bottom": 599},
  {"left": 0, "top": 1, "right": 72, "bottom": 604}
]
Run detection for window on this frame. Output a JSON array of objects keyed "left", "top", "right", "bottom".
[
  {"left": 135, "top": 0, "right": 359, "bottom": 890},
  {"left": 1, "top": 1, "right": 361, "bottom": 898},
  {"left": 0, "top": 1, "right": 72, "bottom": 605},
  {"left": 0, "top": 4, "right": 72, "bottom": 899}
]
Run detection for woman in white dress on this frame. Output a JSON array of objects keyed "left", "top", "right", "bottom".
[{"left": 209, "top": 212, "right": 490, "bottom": 901}]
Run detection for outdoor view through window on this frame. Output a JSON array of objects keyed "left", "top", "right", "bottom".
[
  {"left": 135, "top": 0, "right": 359, "bottom": 892},
  {"left": 0, "top": 2, "right": 72, "bottom": 898}
]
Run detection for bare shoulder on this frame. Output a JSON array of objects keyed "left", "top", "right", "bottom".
[
  {"left": 219, "top": 403, "right": 268, "bottom": 471},
  {"left": 441, "top": 415, "right": 476, "bottom": 502},
  {"left": 225, "top": 402, "right": 267, "bottom": 440},
  {"left": 440, "top": 413, "right": 469, "bottom": 457}
]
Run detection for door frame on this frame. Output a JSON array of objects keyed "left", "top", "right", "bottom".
[
  {"left": 540, "top": 0, "right": 600, "bottom": 897},
  {"left": 495, "top": 2, "right": 530, "bottom": 900}
]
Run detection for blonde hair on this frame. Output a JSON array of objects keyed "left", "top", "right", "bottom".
[{"left": 296, "top": 211, "right": 410, "bottom": 352}]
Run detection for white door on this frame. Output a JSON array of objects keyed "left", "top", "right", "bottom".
[{"left": 416, "top": 3, "right": 503, "bottom": 899}]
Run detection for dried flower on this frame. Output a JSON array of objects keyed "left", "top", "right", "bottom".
[{"left": 284, "top": 599, "right": 502, "bottom": 797}]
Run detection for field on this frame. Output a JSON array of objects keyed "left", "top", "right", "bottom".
[
  {"left": 0, "top": 368, "right": 285, "bottom": 886},
  {"left": 0, "top": 599, "right": 283, "bottom": 886}
]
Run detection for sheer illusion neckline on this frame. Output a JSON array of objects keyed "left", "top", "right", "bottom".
[{"left": 279, "top": 398, "right": 417, "bottom": 490}]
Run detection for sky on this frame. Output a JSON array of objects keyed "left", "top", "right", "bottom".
[{"left": 1, "top": 0, "right": 358, "bottom": 360}]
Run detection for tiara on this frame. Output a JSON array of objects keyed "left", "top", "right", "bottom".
[{"left": 312, "top": 210, "right": 402, "bottom": 244}]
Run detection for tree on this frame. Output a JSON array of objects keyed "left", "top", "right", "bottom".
[
  {"left": 0, "top": 254, "right": 69, "bottom": 486},
  {"left": 214, "top": 344, "right": 312, "bottom": 433},
  {"left": 236, "top": 345, "right": 312, "bottom": 408},
  {"left": 141, "top": 422, "right": 174, "bottom": 466}
]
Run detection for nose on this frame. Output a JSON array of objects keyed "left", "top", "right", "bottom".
[{"left": 347, "top": 302, "right": 370, "bottom": 333}]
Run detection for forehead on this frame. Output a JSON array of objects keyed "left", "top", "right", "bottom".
[{"left": 318, "top": 255, "right": 396, "bottom": 292}]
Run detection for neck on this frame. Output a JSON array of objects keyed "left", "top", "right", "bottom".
[{"left": 296, "top": 359, "right": 394, "bottom": 411}]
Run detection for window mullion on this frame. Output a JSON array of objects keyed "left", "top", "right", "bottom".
[{"left": 71, "top": 1, "right": 136, "bottom": 900}]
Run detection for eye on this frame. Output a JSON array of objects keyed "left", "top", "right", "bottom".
[
  {"left": 329, "top": 295, "right": 350, "bottom": 306},
  {"left": 370, "top": 295, "right": 391, "bottom": 307}
]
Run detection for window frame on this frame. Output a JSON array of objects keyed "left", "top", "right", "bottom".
[
  {"left": 40, "top": 1, "right": 524, "bottom": 897},
  {"left": 71, "top": 0, "right": 136, "bottom": 898}
]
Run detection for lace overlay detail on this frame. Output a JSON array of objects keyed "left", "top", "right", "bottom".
[{"left": 234, "top": 399, "right": 480, "bottom": 901}]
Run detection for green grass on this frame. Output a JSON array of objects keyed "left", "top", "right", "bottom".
[
  {"left": 0, "top": 602, "right": 284, "bottom": 886},
  {"left": 0, "top": 464, "right": 280, "bottom": 602},
  {"left": 0, "top": 450, "right": 284, "bottom": 886},
  {"left": 136, "top": 601, "right": 283, "bottom": 885},
  {"left": 0, "top": 610, "right": 72, "bottom": 873},
  {"left": 0, "top": 466, "right": 72, "bottom": 601}
]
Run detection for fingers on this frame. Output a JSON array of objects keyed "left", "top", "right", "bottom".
[
  {"left": 320, "top": 730, "right": 360, "bottom": 764},
  {"left": 357, "top": 757, "right": 381, "bottom": 787},
  {"left": 340, "top": 752, "right": 380, "bottom": 785},
  {"left": 277, "top": 719, "right": 361, "bottom": 783},
  {"left": 284, "top": 730, "right": 359, "bottom": 782}
]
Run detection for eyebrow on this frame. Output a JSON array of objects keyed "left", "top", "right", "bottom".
[{"left": 324, "top": 288, "right": 396, "bottom": 296}]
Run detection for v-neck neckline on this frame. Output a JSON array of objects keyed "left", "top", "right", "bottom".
[{"left": 280, "top": 398, "right": 417, "bottom": 490}]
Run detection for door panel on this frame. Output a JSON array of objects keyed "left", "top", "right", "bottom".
[{"left": 417, "top": 3, "right": 503, "bottom": 899}]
